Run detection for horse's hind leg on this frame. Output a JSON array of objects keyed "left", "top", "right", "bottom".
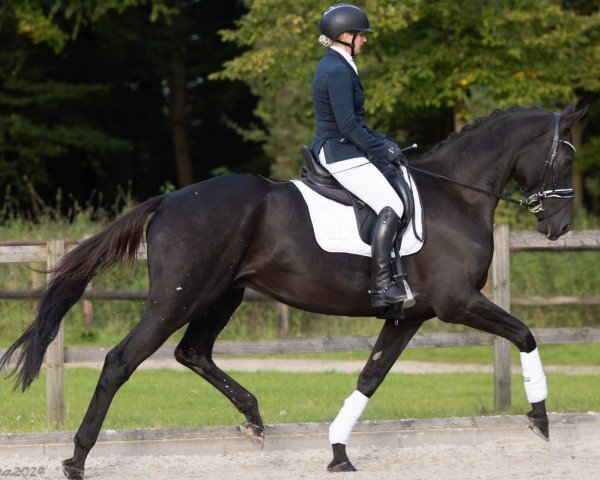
[
  {"left": 174, "top": 287, "right": 266, "bottom": 448},
  {"left": 61, "top": 308, "right": 189, "bottom": 480}
]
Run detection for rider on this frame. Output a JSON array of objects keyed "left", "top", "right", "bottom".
[{"left": 311, "top": 3, "right": 414, "bottom": 309}]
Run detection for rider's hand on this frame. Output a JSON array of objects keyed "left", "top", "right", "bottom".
[{"left": 383, "top": 138, "right": 406, "bottom": 167}]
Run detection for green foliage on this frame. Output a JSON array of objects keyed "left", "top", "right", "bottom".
[
  {"left": 578, "top": 136, "right": 600, "bottom": 200},
  {"left": 0, "top": 368, "right": 598, "bottom": 432},
  {"left": 0, "top": 98, "right": 132, "bottom": 201},
  {"left": 367, "top": 1, "right": 599, "bottom": 113},
  {"left": 8, "top": 0, "right": 172, "bottom": 53},
  {"left": 216, "top": 0, "right": 600, "bottom": 183},
  {"left": 212, "top": 0, "right": 323, "bottom": 178}
]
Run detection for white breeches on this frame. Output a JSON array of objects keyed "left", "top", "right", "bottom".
[{"left": 318, "top": 149, "right": 404, "bottom": 217}]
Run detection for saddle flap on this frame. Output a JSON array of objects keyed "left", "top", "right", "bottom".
[
  {"left": 291, "top": 179, "right": 425, "bottom": 258},
  {"left": 298, "top": 146, "right": 421, "bottom": 244}
]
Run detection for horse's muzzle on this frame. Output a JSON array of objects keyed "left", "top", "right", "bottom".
[{"left": 538, "top": 220, "right": 570, "bottom": 240}]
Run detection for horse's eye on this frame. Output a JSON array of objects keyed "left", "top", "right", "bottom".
[{"left": 564, "top": 158, "right": 574, "bottom": 168}]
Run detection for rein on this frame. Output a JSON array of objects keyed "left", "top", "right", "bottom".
[
  {"left": 404, "top": 113, "right": 576, "bottom": 215},
  {"left": 403, "top": 164, "right": 528, "bottom": 208}
]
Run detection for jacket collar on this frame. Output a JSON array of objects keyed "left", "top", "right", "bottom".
[
  {"left": 325, "top": 48, "right": 361, "bottom": 82},
  {"left": 330, "top": 46, "right": 357, "bottom": 74}
]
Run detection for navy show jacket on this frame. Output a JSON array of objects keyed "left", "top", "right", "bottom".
[{"left": 311, "top": 48, "right": 388, "bottom": 163}]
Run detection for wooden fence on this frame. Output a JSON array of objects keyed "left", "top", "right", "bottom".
[{"left": 0, "top": 227, "right": 598, "bottom": 424}]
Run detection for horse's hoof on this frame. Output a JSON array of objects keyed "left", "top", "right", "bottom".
[
  {"left": 62, "top": 459, "right": 85, "bottom": 480},
  {"left": 239, "top": 422, "right": 265, "bottom": 450},
  {"left": 526, "top": 411, "right": 550, "bottom": 441},
  {"left": 327, "top": 460, "right": 358, "bottom": 472}
]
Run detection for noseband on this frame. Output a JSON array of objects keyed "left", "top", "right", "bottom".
[
  {"left": 521, "top": 112, "right": 576, "bottom": 215},
  {"left": 404, "top": 112, "right": 576, "bottom": 220}
]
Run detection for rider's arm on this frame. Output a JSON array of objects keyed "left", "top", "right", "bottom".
[
  {"left": 357, "top": 118, "right": 385, "bottom": 140},
  {"left": 326, "top": 67, "right": 388, "bottom": 159}
]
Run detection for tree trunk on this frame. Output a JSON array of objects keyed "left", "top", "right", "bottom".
[{"left": 169, "top": 0, "right": 193, "bottom": 187}]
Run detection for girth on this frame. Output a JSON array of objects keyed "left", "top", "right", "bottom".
[{"left": 299, "top": 146, "right": 417, "bottom": 244}]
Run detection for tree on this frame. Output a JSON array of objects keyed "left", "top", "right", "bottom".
[
  {"left": 1, "top": 0, "right": 265, "bottom": 212},
  {"left": 215, "top": 0, "right": 600, "bottom": 190},
  {"left": 168, "top": 0, "right": 193, "bottom": 186},
  {"left": 212, "top": 1, "right": 322, "bottom": 179},
  {"left": 0, "top": 0, "right": 169, "bottom": 206},
  {"left": 163, "top": 0, "right": 267, "bottom": 187}
]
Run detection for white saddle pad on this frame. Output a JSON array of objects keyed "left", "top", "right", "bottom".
[{"left": 292, "top": 166, "right": 424, "bottom": 257}]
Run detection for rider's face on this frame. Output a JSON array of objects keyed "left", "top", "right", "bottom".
[{"left": 340, "top": 31, "right": 367, "bottom": 55}]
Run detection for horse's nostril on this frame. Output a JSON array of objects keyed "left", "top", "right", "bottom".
[{"left": 562, "top": 223, "right": 571, "bottom": 235}]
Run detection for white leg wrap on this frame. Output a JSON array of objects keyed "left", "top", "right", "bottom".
[
  {"left": 329, "top": 390, "right": 369, "bottom": 445},
  {"left": 520, "top": 348, "right": 547, "bottom": 403}
]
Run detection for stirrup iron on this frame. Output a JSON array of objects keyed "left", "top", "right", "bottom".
[{"left": 397, "top": 278, "right": 415, "bottom": 308}]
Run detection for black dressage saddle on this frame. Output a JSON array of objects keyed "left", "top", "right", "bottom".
[{"left": 298, "top": 146, "right": 417, "bottom": 244}]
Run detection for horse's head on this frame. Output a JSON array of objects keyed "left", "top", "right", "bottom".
[{"left": 513, "top": 105, "right": 587, "bottom": 240}]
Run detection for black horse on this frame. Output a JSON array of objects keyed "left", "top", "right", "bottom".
[{"left": 0, "top": 105, "right": 585, "bottom": 479}]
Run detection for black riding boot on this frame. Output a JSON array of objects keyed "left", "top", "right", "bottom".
[{"left": 370, "top": 207, "right": 412, "bottom": 308}]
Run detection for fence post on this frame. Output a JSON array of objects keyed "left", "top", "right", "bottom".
[
  {"left": 492, "top": 224, "right": 511, "bottom": 410},
  {"left": 278, "top": 303, "right": 290, "bottom": 337},
  {"left": 46, "top": 238, "right": 65, "bottom": 424},
  {"left": 83, "top": 280, "right": 93, "bottom": 326}
]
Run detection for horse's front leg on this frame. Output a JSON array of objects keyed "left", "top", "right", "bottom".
[
  {"left": 328, "top": 319, "right": 423, "bottom": 472},
  {"left": 436, "top": 290, "right": 549, "bottom": 440}
]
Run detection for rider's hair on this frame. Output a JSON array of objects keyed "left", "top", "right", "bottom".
[{"left": 319, "top": 34, "right": 333, "bottom": 46}]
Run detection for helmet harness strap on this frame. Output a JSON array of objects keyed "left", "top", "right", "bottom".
[{"left": 336, "top": 32, "right": 359, "bottom": 57}]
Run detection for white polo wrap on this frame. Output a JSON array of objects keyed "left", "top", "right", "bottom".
[
  {"left": 329, "top": 390, "right": 369, "bottom": 445},
  {"left": 520, "top": 348, "right": 547, "bottom": 403}
]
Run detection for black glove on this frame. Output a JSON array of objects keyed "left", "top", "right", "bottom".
[{"left": 383, "top": 138, "right": 406, "bottom": 167}]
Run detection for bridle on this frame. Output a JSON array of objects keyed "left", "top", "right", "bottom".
[
  {"left": 404, "top": 112, "right": 576, "bottom": 218},
  {"left": 519, "top": 112, "right": 575, "bottom": 218}
]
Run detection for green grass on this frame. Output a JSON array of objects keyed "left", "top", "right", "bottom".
[
  {"left": 1, "top": 368, "right": 598, "bottom": 433},
  {"left": 255, "top": 343, "right": 600, "bottom": 366}
]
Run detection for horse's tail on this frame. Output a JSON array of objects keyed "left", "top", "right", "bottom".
[{"left": 0, "top": 194, "right": 166, "bottom": 391}]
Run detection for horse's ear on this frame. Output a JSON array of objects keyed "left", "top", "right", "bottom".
[{"left": 561, "top": 104, "right": 588, "bottom": 129}]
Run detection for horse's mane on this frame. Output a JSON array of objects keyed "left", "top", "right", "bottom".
[{"left": 418, "top": 105, "right": 546, "bottom": 160}]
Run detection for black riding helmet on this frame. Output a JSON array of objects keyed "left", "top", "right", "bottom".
[{"left": 320, "top": 3, "right": 375, "bottom": 57}]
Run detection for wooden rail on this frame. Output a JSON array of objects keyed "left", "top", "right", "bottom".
[
  {"left": 2, "top": 328, "right": 598, "bottom": 365},
  {"left": 0, "top": 228, "right": 598, "bottom": 422},
  {"left": 2, "top": 327, "right": 588, "bottom": 363},
  {"left": 2, "top": 289, "right": 599, "bottom": 306},
  {"left": 1, "top": 230, "right": 594, "bottom": 262}
]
